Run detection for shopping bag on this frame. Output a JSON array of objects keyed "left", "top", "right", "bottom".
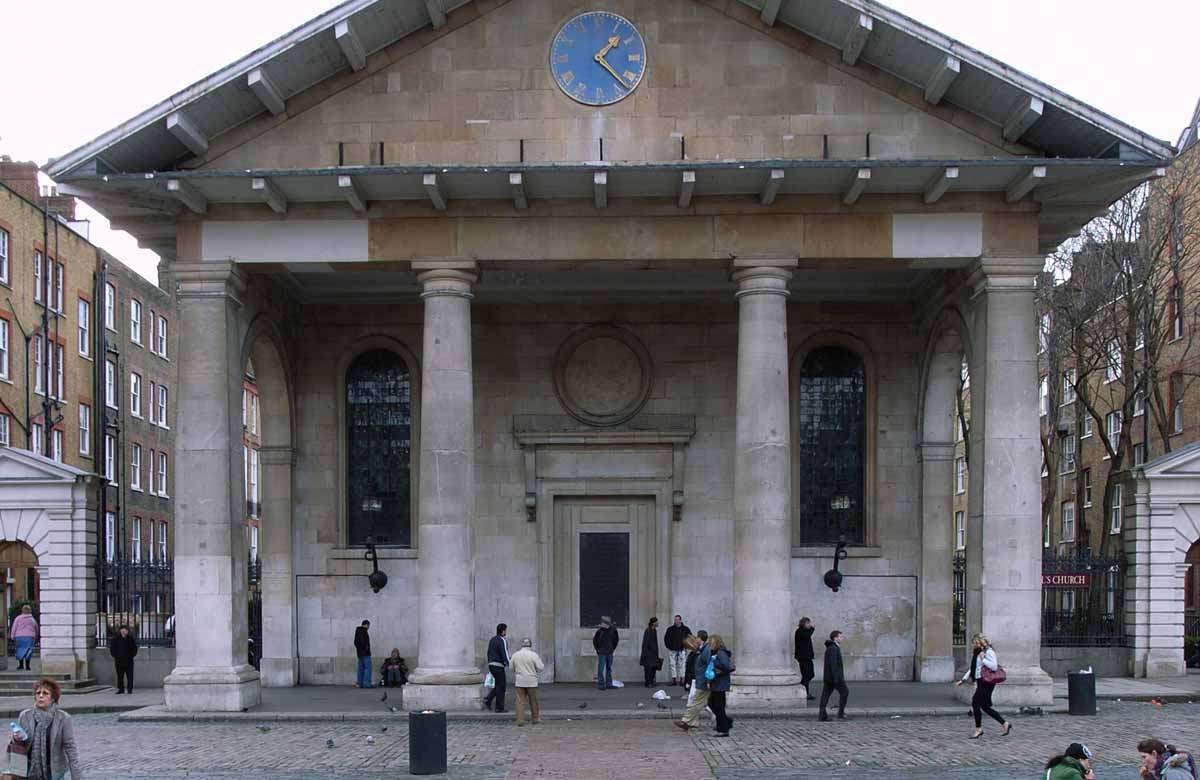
[
  {"left": 611, "top": 679, "right": 624, "bottom": 688},
  {"left": 686, "top": 681, "right": 696, "bottom": 707},
  {"left": 483, "top": 672, "right": 495, "bottom": 689},
  {"left": 6, "top": 741, "right": 29, "bottom": 778}
]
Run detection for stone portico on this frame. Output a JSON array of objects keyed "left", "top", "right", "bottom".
[{"left": 46, "top": 0, "right": 1173, "bottom": 710}]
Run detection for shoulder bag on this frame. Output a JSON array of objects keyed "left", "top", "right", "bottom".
[
  {"left": 980, "top": 662, "right": 1006, "bottom": 684},
  {"left": 6, "top": 739, "right": 29, "bottom": 779}
]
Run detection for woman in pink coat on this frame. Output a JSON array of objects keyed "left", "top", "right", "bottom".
[{"left": 11, "top": 605, "right": 39, "bottom": 671}]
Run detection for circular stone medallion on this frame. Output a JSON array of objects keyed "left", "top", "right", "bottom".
[{"left": 554, "top": 325, "right": 652, "bottom": 427}]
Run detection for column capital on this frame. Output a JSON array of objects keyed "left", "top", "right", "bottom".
[
  {"left": 730, "top": 257, "right": 796, "bottom": 299},
  {"left": 967, "top": 256, "right": 1042, "bottom": 299},
  {"left": 170, "top": 261, "right": 247, "bottom": 304},
  {"left": 917, "top": 441, "right": 957, "bottom": 462},
  {"left": 257, "top": 446, "right": 296, "bottom": 467},
  {"left": 414, "top": 259, "right": 478, "bottom": 298}
]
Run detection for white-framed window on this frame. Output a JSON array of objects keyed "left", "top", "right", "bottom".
[
  {"left": 0, "top": 228, "right": 8, "bottom": 284},
  {"left": 1043, "top": 511, "right": 1051, "bottom": 548},
  {"left": 104, "top": 283, "right": 116, "bottom": 331},
  {"left": 129, "top": 299, "right": 142, "bottom": 344},
  {"left": 1039, "top": 313, "right": 1051, "bottom": 354},
  {"left": 155, "top": 316, "right": 168, "bottom": 357},
  {"left": 104, "top": 434, "right": 116, "bottom": 483},
  {"left": 33, "top": 334, "right": 45, "bottom": 396},
  {"left": 147, "top": 449, "right": 156, "bottom": 494},
  {"left": 250, "top": 525, "right": 259, "bottom": 562},
  {"left": 157, "top": 385, "right": 168, "bottom": 428},
  {"left": 249, "top": 447, "right": 260, "bottom": 509},
  {"left": 33, "top": 252, "right": 43, "bottom": 303},
  {"left": 1082, "top": 468, "right": 1093, "bottom": 507},
  {"left": 960, "top": 358, "right": 970, "bottom": 390},
  {"left": 105, "top": 359, "right": 117, "bottom": 408},
  {"left": 31, "top": 422, "right": 43, "bottom": 457},
  {"left": 1062, "top": 369, "right": 1076, "bottom": 405},
  {"left": 0, "top": 415, "right": 9, "bottom": 447},
  {"left": 955, "top": 457, "right": 967, "bottom": 494},
  {"left": 955, "top": 414, "right": 965, "bottom": 443},
  {"left": 242, "top": 389, "right": 248, "bottom": 428},
  {"left": 105, "top": 511, "right": 116, "bottom": 562},
  {"left": 242, "top": 444, "right": 249, "bottom": 502},
  {"left": 1106, "top": 411, "right": 1122, "bottom": 453},
  {"left": 1172, "top": 284, "right": 1185, "bottom": 341},
  {"left": 78, "top": 404, "right": 90, "bottom": 456},
  {"left": 130, "top": 372, "right": 142, "bottom": 417},
  {"left": 1060, "top": 434, "right": 1076, "bottom": 474},
  {"left": 130, "top": 443, "right": 142, "bottom": 491},
  {"left": 1081, "top": 414, "right": 1094, "bottom": 438},
  {"left": 954, "top": 510, "right": 965, "bottom": 550},
  {"left": 0, "top": 319, "right": 9, "bottom": 380},
  {"left": 159, "top": 521, "right": 168, "bottom": 561},
  {"left": 1110, "top": 484, "right": 1123, "bottom": 534},
  {"left": 54, "top": 344, "right": 63, "bottom": 400},
  {"left": 1106, "top": 339, "right": 1122, "bottom": 382},
  {"left": 131, "top": 517, "right": 142, "bottom": 562},
  {"left": 77, "top": 298, "right": 91, "bottom": 357},
  {"left": 1134, "top": 387, "right": 1145, "bottom": 417},
  {"left": 1134, "top": 442, "right": 1146, "bottom": 466},
  {"left": 157, "top": 452, "right": 168, "bottom": 497},
  {"left": 1061, "top": 500, "right": 1076, "bottom": 543},
  {"left": 52, "top": 262, "right": 63, "bottom": 313},
  {"left": 1171, "top": 372, "right": 1185, "bottom": 434},
  {"left": 147, "top": 381, "right": 157, "bottom": 424},
  {"left": 148, "top": 522, "right": 156, "bottom": 563},
  {"left": 1039, "top": 375, "right": 1049, "bottom": 416},
  {"left": 250, "top": 394, "right": 259, "bottom": 435},
  {"left": 51, "top": 429, "right": 62, "bottom": 462}
]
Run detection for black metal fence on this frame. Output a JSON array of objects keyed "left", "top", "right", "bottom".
[
  {"left": 1041, "top": 551, "right": 1127, "bottom": 647},
  {"left": 952, "top": 553, "right": 967, "bottom": 646},
  {"left": 248, "top": 558, "right": 262, "bottom": 669},
  {"left": 95, "top": 558, "right": 175, "bottom": 646}
]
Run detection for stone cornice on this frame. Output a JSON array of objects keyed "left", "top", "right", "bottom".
[
  {"left": 171, "top": 260, "right": 247, "bottom": 304},
  {"left": 967, "top": 256, "right": 1043, "bottom": 299}
]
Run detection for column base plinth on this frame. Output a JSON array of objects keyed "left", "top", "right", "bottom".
[
  {"left": 727, "top": 670, "right": 807, "bottom": 708},
  {"left": 1137, "top": 649, "right": 1186, "bottom": 678},
  {"left": 952, "top": 665, "right": 1052, "bottom": 706},
  {"left": 917, "top": 655, "right": 957, "bottom": 682},
  {"left": 404, "top": 682, "right": 485, "bottom": 711},
  {"left": 259, "top": 657, "right": 299, "bottom": 687},
  {"left": 164, "top": 665, "right": 261, "bottom": 711}
]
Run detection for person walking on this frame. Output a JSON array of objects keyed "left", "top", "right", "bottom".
[
  {"left": 11, "top": 605, "right": 38, "bottom": 671},
  {"left": 955, "top": 632, "right": 1011, "bottom": 739},
  {"left": 818, "top": 630, "right": 849, "bottom": 722},
  {"left": 675, "top": 631, "right": 712, "bottom": 731},
  {"left": 683, "top": 632, "right": 705, "bottom": 691},
  {"left": 13, "top": 677, "right": 82, "bottom": 779},
  {"left": 794, "top": 617, "right": 815, "bottom": 700},
  {"left": 705, "top": 634, "right": 736, "bottom": 737},
  {"left": 1045, "top": 743, "right": 1095, "bottom": 780},
  {"left": 592, "top": 617, "right": 619, "bottom": 690},
  {"left": 482, "top": 623, "right": 510, "bottom": 713},
  {"left": 640, "top": 617, "right": 661, "bottom": 688},
  {"left": 510, "top": 638, "right": 545, "bottom": 726},
  {"left": 108, "top": 624, "right": 138, "bottom": 694},
  {"left": 380, "top": 649, "right": 408, "bottom": 688},
  {"left": 663, "top": 614, "right": 691, "bottom": 686},
  {"left": 353, "top": 620, "right": 372, "bottom": 688}
]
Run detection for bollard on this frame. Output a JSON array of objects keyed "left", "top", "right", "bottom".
[
  {"left": 1067, "top": 671, "right": 1097, "bottom": 716},
  {"left": 409, "top": 710, "right": 447, "bottom": 775}
]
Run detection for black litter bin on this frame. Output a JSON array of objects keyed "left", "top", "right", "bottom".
[
  {"left": 409, "top": 710, "right": 447, "bottom": 775},
  {"left": 1067, "top": 671, "right": 1097, "bottom": 715}
]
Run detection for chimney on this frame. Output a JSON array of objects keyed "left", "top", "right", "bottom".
[{"left": 0, "top": 159, "right": 77, "bottom": 220}]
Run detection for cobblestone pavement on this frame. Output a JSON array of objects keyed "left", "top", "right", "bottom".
[{"left": 64, "top": 701, "right": 1200, "bottom": 779}]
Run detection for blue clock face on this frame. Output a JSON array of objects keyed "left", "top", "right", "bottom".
[{"left": 550, "top": 11, "right": 647, "bottom": 107}]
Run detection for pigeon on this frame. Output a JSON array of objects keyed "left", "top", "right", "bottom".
[
  {"left": 577, "top": 703, "right": 588, "bottom": 710},
  {"left": 366, "top": 736, "right": 375, "bottom": 745},
  {"left": 389, "top": 706, "right": 399, "bottom": 713},
  {"left": 381, "top": 691, "right": 388, "bottom": 702},
  {"left": 381, "top": 727, "right": 388, "bottom": 732},
  {"left": 326, "top": 739, "right": 335, "bottom": 749},
  {"left": 256, "top": 725, "right": 272, "bottom": 733}
]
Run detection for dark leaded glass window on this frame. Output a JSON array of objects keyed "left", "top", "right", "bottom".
[
  {"left": 347, "top": 350, "right": 412, "bottom": 547},
  {"left": 798, "top": 346, "right": 866, "bottom": 544},
  {"left": 579, "top": 532, "right": 630, "bottom": 628}
]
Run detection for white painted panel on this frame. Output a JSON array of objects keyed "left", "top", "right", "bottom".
[
  {"left": 891, "top": 213, "right": 983, "bottom": 259},
  {"left": 201, "top": 220, "right": 368, "bottom": 263}
]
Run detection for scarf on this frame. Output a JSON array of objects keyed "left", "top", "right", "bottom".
[{"left": 27, "top": 705, "right": 55, "bottom": 780}]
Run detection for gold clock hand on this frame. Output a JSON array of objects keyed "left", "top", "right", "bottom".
[
  {"left": 593, "top": 36, "right": 620, "bottom": 62},
  {"left": 594, "top": 54, "right": 630, "bottom": 89}
]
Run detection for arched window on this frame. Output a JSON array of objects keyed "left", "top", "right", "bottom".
[
  {"left": 346, "top": 349, "right": 413, "bottom": 547},
  {"left": 798, "top": 346, "right": 866, "bottom": 544}
]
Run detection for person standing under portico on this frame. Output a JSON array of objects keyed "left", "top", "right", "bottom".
[
  {"left": 663, "top": 614, "right": 691, "bottom": 687},
  {"left": 592, "top": 617, "right": 619, "bottom": 690},
  {"left": 482, "top": 623, "right": 510, "bottom": 713},
  {"left": 353, "top": 620, "right": 372, "bottom": 689},
  {"left": 510, "top": 638, "right": 545, "bottom": 726},
  {"left": 794, "top": 617, "right": 815, "bottom": 700}
]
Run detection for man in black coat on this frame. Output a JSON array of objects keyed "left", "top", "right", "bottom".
[
  {"left": 818, "top": 629, "right": 848, "bottom": 721},
  {"left": 109, "top": 625, "right": 138, "bottom": 694},
  {"left": 354, "top": 620, "right": 372, "bottom": 688},
  {"left": 794, "top": 617, "right": 816, "bottom": 700},
  {"left": 592, "top": 617, "right": 619, "bottom": 690},
  {"left": 482, "top": 623, "right": 510, "bottom": 712},
  {"left": 663, "top": 614, "right": 691, "bottom": 686}
]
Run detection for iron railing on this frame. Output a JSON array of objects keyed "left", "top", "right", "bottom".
[
  {"left": 95, "top": 558, "right": 175, "bottom": 647},
  {"left": 952, "top": 552, "right": 967, "bottom": 646},
  {"left": 246, "top": 500, "right": 261, "bottom": 519},
  {"left": 1041, "top": 551, "right": 1127, "bottom": 647},
  {"left": 248, "top": 558, "right": 262, "bottom": 669},
  {"left": 1186, "top": 613, "right": 1200, "bottom": 640}
]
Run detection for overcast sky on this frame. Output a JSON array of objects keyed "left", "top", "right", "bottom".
[{"left": 1, "top": 0, "right": 1197, "bottom": 283}]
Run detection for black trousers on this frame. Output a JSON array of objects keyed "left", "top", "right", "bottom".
[
  {"left": 483, "top": 667, "right": 506, "bottom": 711},
  {"left": 971, "top": 681, "right": 1005, "bottom": 728},
  {"left": 116, "top": 661, "right": 134, "bottom": 692},
  {"left": 643, "top": 664, "right": 656, "bottom": 687},
  {"left": 819, "top": 680, "right": 848, "bottom": 716},
  {"left": 797, "top": 659, "right": 815, "bottom": 692},
  {"left": 707, "top": 691, "right": 732, "bottom": 733}
]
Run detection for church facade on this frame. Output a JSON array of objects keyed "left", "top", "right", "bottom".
[{"left": 48, "top": 0, "right": 1172, "bottom": 710}]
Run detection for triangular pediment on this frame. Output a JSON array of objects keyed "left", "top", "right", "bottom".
[
  {"left": 1143, "top": 441, "right": 1200, "bottom": 479},
  {"left": 0, "top": 447, "right": 91, "bottom": 484}
]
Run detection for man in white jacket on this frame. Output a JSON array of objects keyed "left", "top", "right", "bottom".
[{"left": 510, "top": 638, "right": 545, "bottom": 726}]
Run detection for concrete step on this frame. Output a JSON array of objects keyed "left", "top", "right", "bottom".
[{"left": 0, "top": 677, "right": 106, "bottom": 694}]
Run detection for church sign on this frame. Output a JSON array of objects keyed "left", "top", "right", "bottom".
[{"left": 1042, "top": 573, "right": 1091, "bottom": 588}]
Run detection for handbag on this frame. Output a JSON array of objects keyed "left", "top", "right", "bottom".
[
  {"left": 980, "top": 664, "right": 1006, "bottom": 684},
  {"left": 483, "top": 672, "right": 495, "bottom": 689},
  {"left": 655, "top": 658, "right": 663, "bottom": 671},
  {"left": 6, "top": 741, "right": 28, "bottom": 779},
  {"left": 704, "top": 657, "right": 716, "bottom": 681}
]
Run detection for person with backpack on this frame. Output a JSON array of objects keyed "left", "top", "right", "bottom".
[
  {"left": 1045, "top": 743, "right": 1095, "bottom": 780},
  {"left": 955, "top": 632, "right": 1011, "bottom": 739}
]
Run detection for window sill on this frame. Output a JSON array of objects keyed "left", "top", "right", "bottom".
[
  {"left": 330, "top": 547, "right": 419, "bottom": 560},
  {"left": 131, "top": 487, "right": 143, "bottom": 493},
  {"left": 0, "top": 377, "right": 12, "bottom": 386},
  {"left": 79, "top": 353, "right": 93, "bottom": 362},
  {"left": 792, "top": 546, "right": 882, "bottom": 559}
]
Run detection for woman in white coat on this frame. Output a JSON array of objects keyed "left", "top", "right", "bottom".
[
  {"left": 955, "top": 633, "right": 1011, "bottom": 739},
  {"left": 510, "top": 638, "right": 545, "bottom": 726}
]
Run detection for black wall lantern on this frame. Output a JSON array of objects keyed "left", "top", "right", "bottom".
[
  {"left": 364, "top": 536, "right": 388, "bottom": 593},
  {"left": 823, "top": 494, "right": 851, "bottom": 592}
]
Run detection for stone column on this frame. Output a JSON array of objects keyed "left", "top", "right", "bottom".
[
  {"left": 958, "top": 257, "right": 1052, "bottom": 705},
  {"left": 404, "top": 260, "right": 483, "bottom": 711},
  {"left": 917, "top": 442, "right": 956, "bottom": 681},
  {"left": 39, "top": 477, "right": 100, "bottom": 679},
  {"left": 164, "top": 262, "right": 261, "bottom": 711},
  {"left": 1125, "top": 477, "right": 1187, "bottom": 677},
  {"left": 729, "top": 259, "right": 804, "bottom": 706},
  {"left": 258, "top": 446, "right": 297, "bottom": 687}
]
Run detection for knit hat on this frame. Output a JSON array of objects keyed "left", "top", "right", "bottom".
[{"left": 1065, "top": 744, "right": 1093, "bottom": 761}]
